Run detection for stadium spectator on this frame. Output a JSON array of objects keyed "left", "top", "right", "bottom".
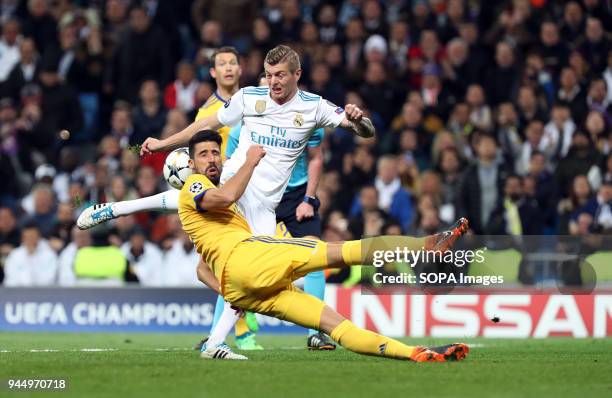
[
  {"left": 465, "top": 84, "right": 493, "bottom": 133},
  {"left": 0, "top": 206, "right": 19, "bottom": 251},
  {"left": 604, "top": 50, "right": 612, "bottom": 103},
  {"left": 21, "top": 0, "right": 57, "bottom": 54},
  {"left": 0, "top": 97, "right": 34, "bottom": 186},
  {"left": 57, "top": 225, "right": 91, "bottom": 286},
  {"left": 343, "top": 17, "right": 366, "bottom": 85},
  {"left": 372, "top": 155, "right": 412, "bottom": 232},
  {"left": 592, "top": 179, "right": 612, "bottom": 233},
  {"left": 516, "top": 85, "right": 547, "bottom": 131},
  {"left": 436, "top": 147, "right": 464, "bottom": 223},
  {"left": 396, "top": 128, "right": 430, "bottom": 171},
  {"left": 105, "top": 4, "right": 172, "bottom": 104},
  {"left": 503, "top": 174, "right": 543, "bottom": 235},
  {"left": 48, "top": 201, "right": 74, "bottom": 251},
  {"left": 162, "top": 229, "right": 201, "bottom": 287},
  {"left": 163, "top": 62, "right": 199, "bottom": 114},
  {"left": 69, "top": 224, "right": 135, "bottom": 286},
  {"left": 109, "top": 101, "right": 134, "bottom": 148},
  {"left": 457, "top": 134, "right": 508, "bottom": 235},
  {"left": 133, "top": 79, "right": 166, "bottom": 144},
  {"left": 37, "top": 52, "right": 83, "bottom": 161},
  {"left": 29, "top": 184, "right": 57, "bottom": 238},
  {"left": 309, "top": 62, "right": 344, "bottom": 107},
  {"left": 558, "top": 174, "right": 595, "bottom": 235},
  {"left": 107, "top": 174, "right": 136, "bottom": 203},
  {"left": 317, "top": 4, "right": 339, "bottom": 45},
  {"left": 191, "top": 0, "right": 256, "bottom": 45},
  {"left": 87, "top": 159, "right": 110, "bottom": 205},
  {"left": 2, "top": 37, "right": 39, "bottom": 101},
  {"left": 121, "top": 226, "right": 162, "bottom": 286},
  {"left": 0, "top": 206, "right": 19, "bottom": 283},
  {"left": 586, "top": 78, "right": 612, "bottom": 126},
  {"left": 444, "top": 38, "right": 473, "bottom": 99},
  {"left": 578, "top": 17, "right": 610, "bottom": 74},
  {"left": 557, "top": 67, "right": 588, "bottom": 123},
  {"left": 496, "top": 102, "right": 522, "bottom": 168},
  {"left": 348, "top": 185, "right": 390, "bottom": 238},
  {"left": 359, "top": 60, "right": 397, "bottom": 126},
  {"left": 526, "top": 151, "right": 557, "bottom": 229},
  {"left": 543, "top": 103, "right": 576, "bottom": 161},
  {"left": 561, "top": 1, "right": 585, "bottom": 44},
  {"left": 537, "top": 21, "right": 568, "bottom": 76},
  {"left": 516, "top": 120, "right": 547, "bottom": 176},
  {"left": 340, "top": 145, "right": 376, "bottom": 213},
  {"left": 3, "top": 221, "right": 57, "bottom": 286},
  {"left": 555, "top": 131, "right": 602, "bottom": 198},
  {"left": 484, "top": 41, "right": 520, "bottom": 106},
  {"left": 0, "top": 19, "right": 21, "bottom": 88}
]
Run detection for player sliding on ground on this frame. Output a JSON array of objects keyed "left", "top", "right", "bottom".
[{"left": 179, "top": 130, "right": 470, "bottom": 362}]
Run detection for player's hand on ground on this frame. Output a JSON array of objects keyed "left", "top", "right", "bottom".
[
  {"left": 296, "top": 201, "right": 314, "bottom": 221},
  {"left": 246, "top": 145, "right": 266, "bottom": 166},
  {"left": 140, "top": 137, "right": 161, "bottom": 156},
  {"left": 344, "top": 104, "right": 364, "bottom": 123}
]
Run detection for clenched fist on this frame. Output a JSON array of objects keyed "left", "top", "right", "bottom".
[
  {"left": 140, "top": 137, "right": 162, "bottom": 156},
  {"left": 344, "top": 104, "right": 364, "bottom": 123},
  {"left": 246, "top": 145, "right": 266, "bottom": 166}
]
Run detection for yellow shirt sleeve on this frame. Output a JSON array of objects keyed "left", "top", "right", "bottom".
[{"left": 180, "top": 174, "right": 217, "bottom": 212}]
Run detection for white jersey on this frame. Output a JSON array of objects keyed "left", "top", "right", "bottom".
[{"left": 218, "top": 86, "right": 345, "bottom": 207}]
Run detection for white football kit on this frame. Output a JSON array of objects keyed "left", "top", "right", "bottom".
[{"left": 217, "top": 86, "right": 345, "bottom": 234}]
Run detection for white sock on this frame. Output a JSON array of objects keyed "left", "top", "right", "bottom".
[
  {"left": 112, "top": 189, "right": 180, "bottom": 216},
  {"left": 206, "top": 301, "right": 239, "bottom": 348}
]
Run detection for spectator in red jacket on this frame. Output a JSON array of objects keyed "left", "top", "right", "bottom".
[{"left": 163, "top": 62, "right": 200, "bottom": 114}]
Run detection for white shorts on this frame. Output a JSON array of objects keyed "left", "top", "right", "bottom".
[{"left": 220, "top": 169, "right": 277, "bottom": 235}]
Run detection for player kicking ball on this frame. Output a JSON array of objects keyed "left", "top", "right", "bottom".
[{"left": 179, "top": 130, "right": 470, "bottom": 363}]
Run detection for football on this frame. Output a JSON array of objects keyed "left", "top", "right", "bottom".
[{"left": 163, "top": 147, "right": 192, "bottom": 189}]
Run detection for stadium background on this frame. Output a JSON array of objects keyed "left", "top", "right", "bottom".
[{"left": 0, "top": 0, "right": 611, "bottom": 337}]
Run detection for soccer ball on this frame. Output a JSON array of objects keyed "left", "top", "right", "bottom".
[{"left": 163, "top": 147, "right": 192, "bottom": 189}]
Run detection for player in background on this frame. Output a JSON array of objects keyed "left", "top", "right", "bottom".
[
  {"left": 180, "top": 130, "right": 470, "bottom": 362},
  {"left": 223, "top": 74, "right": 334, "bottom": 350},
  {"left": 194, "top": 46, "right": 241, "bottom": 160},
  {"left": 78, "top": 46, "right": 262, "bottom": 352}
]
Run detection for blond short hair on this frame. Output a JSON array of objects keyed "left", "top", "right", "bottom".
[{"left": 264, "top": 45, "right": 301, "bottom": 72}]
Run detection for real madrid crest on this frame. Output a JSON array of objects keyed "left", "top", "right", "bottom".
[
  {"left": 294, "top": 113, "right": 304, "bottom": 127},
  {"left": 255, "top": 100, "right": 266, "bottom": 114}
]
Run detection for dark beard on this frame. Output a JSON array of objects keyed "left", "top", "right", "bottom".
[{"left": 208, "top": 174, "right": 220, "bottom": 185}]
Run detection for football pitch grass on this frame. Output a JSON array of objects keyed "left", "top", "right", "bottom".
[{"left": 1, "top": 333, "right": 611, "bottom": 398}]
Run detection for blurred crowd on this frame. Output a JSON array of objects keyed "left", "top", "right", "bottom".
[{"left": 1, "top": 0, "right": 611, "bottom": 287}]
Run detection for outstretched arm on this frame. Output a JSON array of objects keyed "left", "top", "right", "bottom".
[
  {"left": 339, "top": 104, "right": 375, "bottom": 138},
  {"left": 140, "top": 113, "right": 223, "bottom": 155},
  {"left": 197, "top": 145, "right": 266, "bottom": 210}
]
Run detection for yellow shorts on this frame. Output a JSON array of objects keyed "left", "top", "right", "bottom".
[{"left": 222, "top": 236, "right": 328, "bottom": 331}]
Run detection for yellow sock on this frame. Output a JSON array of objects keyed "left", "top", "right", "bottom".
[
  {"left": 342, "top": 237, "right": 427, "bottom": 266},
  {"left": 330, "top": 319, "right": 415, "bottom": 360},
  {"left": 235, "top": 317, "right": 249, "bottom": 337},
  {"left": 341, "top": 240, "right": 362, "bottom": 265}
]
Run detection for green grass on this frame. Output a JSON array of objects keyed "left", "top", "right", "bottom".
[{"left": 1, "top": 333, "right": 611, "bottom": 398}]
